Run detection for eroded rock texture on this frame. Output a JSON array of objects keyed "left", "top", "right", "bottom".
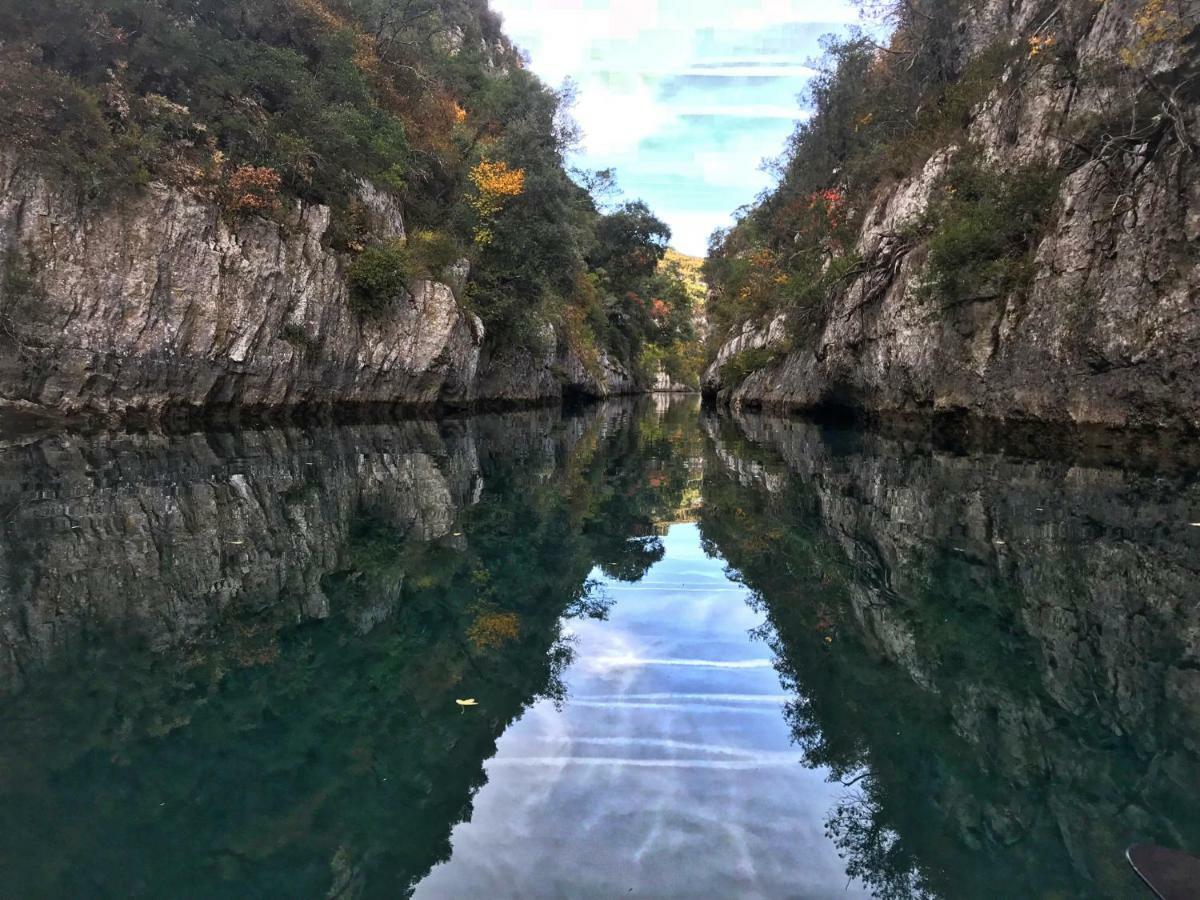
[
  {"left": 705, "top": 1, "right": 1200, "bottom": 431},
  {"left": 0, "top": 153, "right": 638, "bottom": 423}
]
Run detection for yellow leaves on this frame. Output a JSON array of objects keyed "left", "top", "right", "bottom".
[
  {"left": 749, "top": 248, "right": 774, "bottom": 268},
  {"left": 1120, "top": 0, "right": 1190, "bottom": 67},
  {"left": 455, "top": 698, "right": 479, "bottom": 707},
  {"left": 470, "top": 160, "right": 526, "bottom": 200},
  {"left": 468, "top": 159, "right": 526, "bottom": 244},
  {"left": 1027, "top": 34, "right": 1056, "bottom": 58},
  {"left": 453, "top": 102, "right": 468, "bottom": 124}
]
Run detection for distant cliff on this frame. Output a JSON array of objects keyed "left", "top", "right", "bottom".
[{"left": 704, "top": 0, "right": 1200, "bottom": 432}]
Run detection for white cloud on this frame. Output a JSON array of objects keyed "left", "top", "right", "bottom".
[
  {"left": 572, "top": 80, "right": 667, "bottom": 157},
  {"left": 489, "top": 0, "right": 860, "bottom": 255},
  {"left": 664, "top": 64, "right": 822, "bottom": 78},
  {"left": 672, "top": 104, "right": 804, "bottom": 119}
]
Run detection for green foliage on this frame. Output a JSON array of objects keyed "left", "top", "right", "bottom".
[
  {"left": 279, "top": 322, "right": 317, "bottom": 354},
  {"left": 346, "top": 229, "right": 465, "bottom": 318},
  {"left": 0, "top": 53, "right": 155, "bottom": 200},
  {"left": 405, "top": 229, "right": 465, "bottom": 279},
  {"left": 589, "top": 201, "right": 671, "bottom": 286},
  {"left": 720, "top": 346, "right": 786, "bottom": 385},
  {"left": 921, "top": 155, "right": 1062, "bottom": 303},
  {"left": 347, "top": 241, "right": 411, "bottom": 318},
  {"left": 0, "top": 0, "right": 701, "bottom": 370},
  {"left": 638, "top": 341, "right": 703, "bottom": 389},
  {"left": 0, "top": 0, "right": 414, "bottom": 205}
]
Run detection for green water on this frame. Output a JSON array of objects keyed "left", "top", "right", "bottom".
[{"left": 1, "top": 398, "right": 1198, "bottom": 898}]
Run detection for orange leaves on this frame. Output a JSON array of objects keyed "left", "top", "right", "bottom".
[
  {"left": 808, "top": 188, "right": 844, "bottom": 213},
  {"left": 469, "top": 159, "right": 526, "bottom": 245},
  {"left": 226, "top": 165, "right": 282, "bottom": 215},
  {"left": 650, "top": 298, "right": 671, "bottom": 321},
  {"left": 468, "top": 610, "right": 521, "bottom": 651},
  {"left": 1027, "top": 34, "right": 1056, "bottom": 58}
]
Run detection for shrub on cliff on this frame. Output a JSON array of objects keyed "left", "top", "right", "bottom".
[
  {"left": 719, "top": 346, "right": 787, "bottom": 386},
  {"left": 346, "top": 229, "right": 464, "bottom": 317},
  {"left": 921, "top": 156, "right": 1062, "bottom": 304},
  {"left": 347, "top": 242, "right": 411, "bottom": 318}
]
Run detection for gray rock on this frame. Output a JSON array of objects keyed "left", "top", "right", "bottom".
[
  {"left": 0, "top": 153, "right": 484, "bottom": 422},
  {"left": 706, "top": 2, "right": 1200, "bottom": 431}
]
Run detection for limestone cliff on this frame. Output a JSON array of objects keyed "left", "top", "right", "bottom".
[
  {"left": 705, "top": 0, "right": 1200, "bottom": 432},
  {"left": 0, "top": 153, "right": 638, "bottom": 425}
]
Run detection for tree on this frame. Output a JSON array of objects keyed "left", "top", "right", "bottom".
[{"left": 589, "top": 201, "right": 671, "bottom": 288}]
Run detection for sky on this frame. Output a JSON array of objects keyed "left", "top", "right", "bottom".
[{"left": 489, "top": 0, "right": 865, "bottom": 256}]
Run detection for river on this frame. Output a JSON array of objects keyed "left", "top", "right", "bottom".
[{"left": 1, "top": 396, "right": 1197, "bottom": 898}]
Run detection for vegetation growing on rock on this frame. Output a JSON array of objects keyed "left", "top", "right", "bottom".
[
  {"left": 703, "top": 0, "right": 1200, "bottom": 406},
  {"left": 0, "top": 0, "right": 700, "bottom": 388}
]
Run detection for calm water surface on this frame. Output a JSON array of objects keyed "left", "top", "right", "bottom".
[{"left": 1, "top": 397, "right": 1198, "bottom": 898}]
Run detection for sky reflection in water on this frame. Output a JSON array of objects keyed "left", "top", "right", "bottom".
[{"left": 418, "top": 523, "right": 866, "bottom": 898}]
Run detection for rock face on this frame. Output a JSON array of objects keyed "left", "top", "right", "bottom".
[
  {"left": 650, "top": 369, "right": 694, "bottom": 393},
  {"left": 0, "top": 154, "right": 638, "bottom": 423},
  {"left": 473, "top": 323, "right": 637, "bottom": 403},
  {"left": 705, "top": 1, "right": 1200, "bottom": 431}
]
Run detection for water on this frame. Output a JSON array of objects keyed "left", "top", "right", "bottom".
[
  {"left": 417, "top": 523, "right": 861, "bottom": 898},
  {"left": 1, "top": 398, "right": 1198, "bottom": 898}
]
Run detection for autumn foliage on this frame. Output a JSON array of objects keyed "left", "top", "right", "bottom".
[
  {"left": 468, "top": 160, "right": 526, "bottom": 245},
  {"left": 0, "top": 0, "right": 701, "bottom": 380},
  {"left": 807, "top": 188, "right": 845, "bottom": 230},
  {"left": 226, "top": 165, "right": 282, "bottom": 215},
  {"left": 468, "top": 610, "right": 521, "bottom": 651}
]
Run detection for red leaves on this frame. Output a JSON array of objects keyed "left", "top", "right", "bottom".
[
  {"left": 226, "top": 165, "right": 282, "bottom": 214},
  {"left": 807, "top": 188, "right": 845, "bottom": 229}
]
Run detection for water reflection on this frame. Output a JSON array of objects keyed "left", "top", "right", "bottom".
[
  {"left": 701, "top": 411, "right": 1200, "bottom": 899},
  {"left": 417, "top": 523, "right": 864, "bottom": 898},
  {"left": 0, "top": 402, "right": 701, "bottom": 897},
  {"left": 0, "top": 399, "right": 1196, "bottom": 897}
]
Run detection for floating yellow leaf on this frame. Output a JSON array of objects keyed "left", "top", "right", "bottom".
[{"left": 455, "top": 698, "right": 479, "bottom": 707}]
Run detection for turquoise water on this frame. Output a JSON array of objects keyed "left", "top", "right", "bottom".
[{"left": 1, "top": 397, "right": 1198, "bottom": 897}]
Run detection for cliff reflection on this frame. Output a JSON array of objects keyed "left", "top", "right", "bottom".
[
  {"left": 699, "top": 412, "right": 1200, "bottom": 898},
  {"left": 0, "top": 399, "right": 701, "bottom": 897}
]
